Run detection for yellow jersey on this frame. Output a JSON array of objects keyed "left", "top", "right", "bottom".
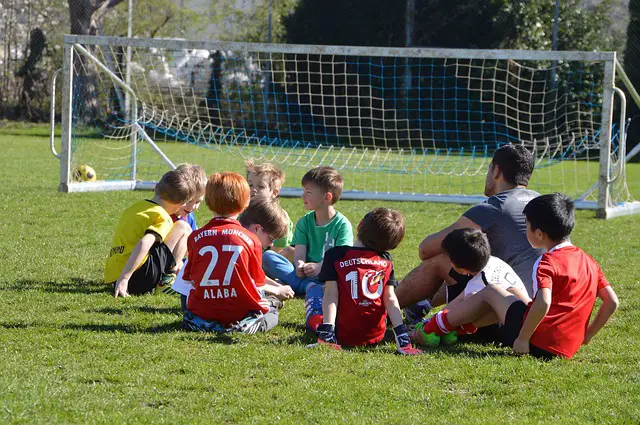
[{"left": 104, "top": 200, "right": 173, "bottom": 283}]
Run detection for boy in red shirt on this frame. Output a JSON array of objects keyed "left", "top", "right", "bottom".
[
  {"left": 415, "top": 193, "right": 618, "bottom": 359},
  {"left": 181, "top": 172, "right": 282, "bottom": 334},
  {"left": 314, "top": 208, "right": 421, "bottom": 355}
]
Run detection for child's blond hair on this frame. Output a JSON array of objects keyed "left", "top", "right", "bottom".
[
  {"left": 245, "top": 159, "right": 285, "bottom": 191},
  {"left": 175, "top": 163, "right": 207, "bottom": 195}
]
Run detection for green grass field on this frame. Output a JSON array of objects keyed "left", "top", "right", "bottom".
[{"left": 1, "top": 123, "right": 639, "bottom": 424}]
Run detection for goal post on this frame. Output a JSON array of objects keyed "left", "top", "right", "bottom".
[{"left": 57, "top": 35, "right": 640, "bottom": 218}]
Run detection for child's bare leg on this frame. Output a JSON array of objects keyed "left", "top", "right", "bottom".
[
  {"left": 395, "top": 253, "right": 456, "bottom": 308},
  {"left": 471, "top": 311, "right": 500, "bottom": 328},
  {"left": 164, "top": 220, "right": 191, "bottom": 272},
  {"left": 447, "top": 285, "right": 521, "bottom": 328},
  {"left": 458, "top": 287, "right": 530, "bottom": 328}
]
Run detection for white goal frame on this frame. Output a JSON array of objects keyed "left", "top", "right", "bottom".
[{"left": 55, "top": 35, "right": 640, "bottom": 219}]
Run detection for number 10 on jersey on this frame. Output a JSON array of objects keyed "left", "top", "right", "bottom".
[{"left": 346, "top": 269, "right": 386, "bottom": 300}]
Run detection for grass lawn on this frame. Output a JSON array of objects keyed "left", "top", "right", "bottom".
[{"left": 0, "top": 124, "right": 639, "bottom": 424}]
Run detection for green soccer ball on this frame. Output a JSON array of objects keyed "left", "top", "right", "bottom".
[
  {"left": 422, "top": 332, "right": 441, "bottom": 347},
  {"left": 74, "top": 164, "right": 97, "bottom": 182},
  {"left": 441, "top": 332, "right": 458, "bottom": 346}
]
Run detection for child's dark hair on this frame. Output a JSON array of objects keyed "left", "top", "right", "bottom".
[
  {"left": 238, "top": 196, "right": 288, "bottom": 240},
  {"left": 492, "top": 144, "right": 534, "bottom": 186},
  {"left": 358, "top": 208, "right": 405, "bottom": 252},
  {"left": 523, "top": 193, "right": 575, "bottom": 241},
  {"left": 301, "top": 166, "right": 343, "bottom": 205},
  {"left": 155, "top": 169, "right": 195, "bottom": 204},
  {"left": 441, "top": 228, "right": 491, "bottom": 273}
]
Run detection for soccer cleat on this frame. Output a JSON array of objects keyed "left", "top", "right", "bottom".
[
  {"left": 317, "top": 339, "right": 343, "bottom": 351},
  {"left": 156, "top": 273, "right": 177, "bottom": 295},
  {"left": 441, "top": 331, "right": 458, "bottom": 346},
  {"left": 312, "top": 324, "right": 342, "bottom": 351},
  {"left": 408, "top": 321, "right": 441, "bottom": 347}
]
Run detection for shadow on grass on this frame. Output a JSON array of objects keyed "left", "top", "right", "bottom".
[
  {"left": 62, "top": 321, "right": 239, "bottom": 345},
  {"left": 62, "top": 321, "right": 184, "bottom": 334},
  {"left": 0, "top": 322, "right": 36, "bottom": 329},
  {"left": 5, "top": 278, "right": 112, "bottom": 294},
  {"left": 93, "top": 306, "right": 182, "bottom": 315}
]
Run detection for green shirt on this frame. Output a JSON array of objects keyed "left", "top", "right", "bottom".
[
  {"left": 273, "top": 210, "right": 294, "bottom": 249},
  {"left": 291, "top": 211, "right": 353, "bottom": 263}
]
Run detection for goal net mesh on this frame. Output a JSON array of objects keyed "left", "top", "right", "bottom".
[{"left": 66, "top": 38, "right": 633, "bottom": 206}]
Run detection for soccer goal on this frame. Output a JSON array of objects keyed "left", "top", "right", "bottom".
[{"left": 54, "top": 35, "right": 640, "bottom": 218}]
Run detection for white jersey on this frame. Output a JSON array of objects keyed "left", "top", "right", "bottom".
[{"left": 464, "top": 256, "right": 527, "bottom": 298}]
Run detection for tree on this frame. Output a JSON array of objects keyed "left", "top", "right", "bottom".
[
  {"left": 279, "top": 0, "right": 623, "bottom": 149},
  {"left": 68, "top": 0, "right": 124, "bottom": 36}
]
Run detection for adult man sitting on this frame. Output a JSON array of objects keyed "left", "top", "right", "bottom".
[{"left": 396, "top": 144, "right": 543, "bottom": 322}]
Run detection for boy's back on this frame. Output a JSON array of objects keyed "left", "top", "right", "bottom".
[
  {"left": 104, "top": 199, "right": 173, "bottom": 283},
  {"left": 184, "top": 217, "right": 267, "bottom": 326},
  {"left": 319, "top": 245, "right": 396, "bottom": 346},
  {"left": 530, "top": 242, "right": 610, "bottom": 358}
]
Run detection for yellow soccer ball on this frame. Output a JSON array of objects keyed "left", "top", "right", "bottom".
[{"left": 75, "top": 164, "right": 97, "bottom": 182}]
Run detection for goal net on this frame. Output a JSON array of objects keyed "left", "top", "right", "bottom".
[{"left": 57, "top": 35, "right": 639, "bottom": 218}]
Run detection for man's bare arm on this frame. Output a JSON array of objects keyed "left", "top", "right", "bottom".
[{"left": 418, "top": 215, "right": 480, "bottom": 261}]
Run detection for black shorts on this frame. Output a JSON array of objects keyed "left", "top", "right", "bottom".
[
  {"left": 445, "top": 268, "right": 473, "bottom": 303},
  {"left": 502, "top": 301, "right": 556, "bottom": 360},
  {"left": 127, "top": 242, "right": 176, "bottom": 295}
]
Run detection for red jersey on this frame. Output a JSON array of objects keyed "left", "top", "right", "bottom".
[
  {"left": 526, "top": 242, "right": 610, "bottom": 358},
  {"left": 184, "top": 217, "right": 267, "bottom": 326},
  {"left": 318, "top": 246, "right": 397, "bottom": 346}
]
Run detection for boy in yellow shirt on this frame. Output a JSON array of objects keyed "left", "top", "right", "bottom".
[{"left": 105, "top": 169, "right": 195, "bottom": 297}]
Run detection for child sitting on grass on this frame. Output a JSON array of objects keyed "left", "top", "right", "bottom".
[
  {"left": 413, "top": 193, "right": 618, "bottom": 359},
  {"left": 180, "top": 172, "right": 286, "bottom": 334},
  {"left": 238, "top": 196, "right": 295, "bottom": 302},
  {"left": 170, "top": 163, "right": 207, "bottom": 231},
  {"left": 294, "top": 167, "right": 354, "bottom": 330},
  {"left": 410, "top": 228, "right": 529, "bottom": 346},
  {"left": 245, "top": 159, "right": 294, "bottom": 258},
  {"left": 314, "top": 208, "right": 421, "bottom": 355},
  {"left": 106, "top": 168, "right": 195, "bottom": 297}
]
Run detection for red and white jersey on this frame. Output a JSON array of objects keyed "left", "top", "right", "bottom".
[
  {"left": 184, "top": 217, "right": 267, "bottom": 326},
  {"left": 319, "top": 246, "right": 397, "bottom": 346},
  {"left": 526, "top": 242, "right": 610, "bottom": 358}
]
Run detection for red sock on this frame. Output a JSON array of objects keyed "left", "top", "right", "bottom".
[
  {"left": 307, "top": 314, "right": 323, "bottom": 332},
  {"left": 423, "top": 310, "right": 454, "bottom": 336},
  {"left": 456, "top": 323, "right": 478, "bottom": 335}
]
